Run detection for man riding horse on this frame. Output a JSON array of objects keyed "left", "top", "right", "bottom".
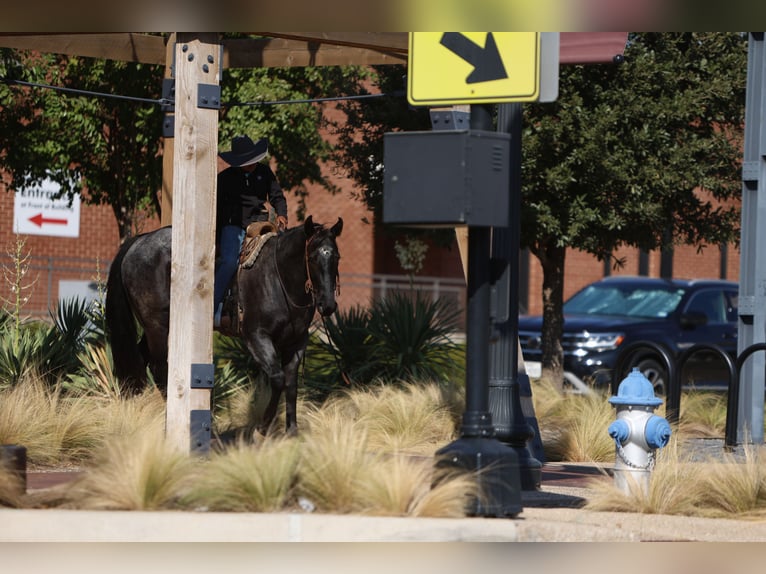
[{"left": 215, "top": 135, "right": 289, "bottom": 329}]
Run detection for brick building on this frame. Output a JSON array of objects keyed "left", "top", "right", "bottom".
[{"left": 0, "top": 166, "right": 740, "bottom": 325}]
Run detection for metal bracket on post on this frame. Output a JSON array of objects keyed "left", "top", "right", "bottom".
[
  {"left": 197, "top": 84, "right": 221, "bottom": 109},
  {"left": 191, "top": 363, "right": 214, "bottom": 389},
  {"left": 162, "top": 78, "right": 175, "bottom": 138},
  {"left": 190, "top": 410, "right": 211, "bottom": 455},
  {"left": 190, "top": 363, "right": 214, "bottom": 455}
]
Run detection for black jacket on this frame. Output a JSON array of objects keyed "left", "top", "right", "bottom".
[{"left": 216, "top": 164, "right": 287, "bottom": 234}]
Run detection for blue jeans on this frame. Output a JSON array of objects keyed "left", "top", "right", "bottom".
[{"left": 214, "top": 225, "right": 245, "bottom": 309}]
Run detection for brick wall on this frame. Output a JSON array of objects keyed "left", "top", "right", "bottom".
[{"left": 524, "top": 242, "right": 741, "bottom": 316}]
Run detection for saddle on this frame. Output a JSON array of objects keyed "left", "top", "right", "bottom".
[{"left": 216, "top": 221, "right": 278, "bottom": 337}]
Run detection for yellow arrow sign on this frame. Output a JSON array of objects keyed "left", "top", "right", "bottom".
[{"left": 408, "top": 32, "right": 541, "bottom": 106}]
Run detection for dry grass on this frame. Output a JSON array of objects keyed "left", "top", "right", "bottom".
[
  {"left": 0, "top": 376, "right": 166, "bottom": 468},
  {"left": 182, "top": 437, "right": 301, "bottom": 512},
  {"left": 532, "top": 383, "right": 615, "bottom": 463},
  {"left": 63, "top": 429, "right": 198, "bottom": 510},
  {"left": 586, "top": 438, "right": 766, "bottom": 519},
  {"left": 678, "top": 391, "right": 728, "bottom": 437},
  {"left": 11, "top": 371, "right": 766, "bottom": 520},
  {"left": 0, "top": 375, "right": 104, "bottom": 466},
  {"left": 312, "top": 383, "right": 459, "bottom": 455}
]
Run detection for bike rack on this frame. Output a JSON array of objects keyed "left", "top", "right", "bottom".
[
  {"left": 732, "top": 343, "right": 766, "bottom": 447},
  {"left": 616, "top": 340, "right": 766, "bottom": 448},
  {"left": 612, "top": 340, "right": 675, "bottom": 400},
  {"left": 674, "top": 344, "right": 737, "bottom": 446}
]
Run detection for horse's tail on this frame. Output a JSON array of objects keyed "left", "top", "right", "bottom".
[{"left": 105, "top": 235, "right": 147, "bottom": 391}]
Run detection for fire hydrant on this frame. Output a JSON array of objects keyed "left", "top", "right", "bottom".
[{"left": 608, "top": 368, "right": 672, "bottom": 494}]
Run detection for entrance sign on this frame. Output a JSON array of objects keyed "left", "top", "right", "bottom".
[
  {"left": 13, "top": 178, "right": 80, "bottom": 238},
  {"left": 408, "top": 32, "right": 541, "bottom": 106}
]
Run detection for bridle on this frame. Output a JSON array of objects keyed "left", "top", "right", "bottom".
[{"left": 275, "top": 228, "right": 340, "bottom": 310}]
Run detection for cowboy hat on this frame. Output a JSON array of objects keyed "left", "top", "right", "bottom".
[{"left": 219, "top": 135, "right": 269, "bottom": 167}]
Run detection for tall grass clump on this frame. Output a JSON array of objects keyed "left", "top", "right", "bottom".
[
  {"left": 64, "top": 429, "right": 198, "bottom": 510},
  {"left": 320, "top": 383, "right": 460, "bottom": 455},
  {"left": 678, "top": 390, "right": 727, "bottom": 437},
  {"left": 586, "top": 439, "right": 766, "bottom": 519},
  {"left": 0, "top": 376, "right": 104, "bottom": 466},
  {"left": 533, "top": 383, "right": 615, "bottom": 463},
  {"left": 585, "top": 437, "right": 705, "bottom": 515},
  {"left": 182, "top": 437, "right": 300, "bottom": 512},
  {"left": 295, "top": 412, "right": 375, "bottom": 513},
  {"left": 358, "top": 455, "right": 479, "bottom": 517}
]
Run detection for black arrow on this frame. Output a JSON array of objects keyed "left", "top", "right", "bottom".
[{"left": 440, "top": 32, "right": 508, "bottom": 84}]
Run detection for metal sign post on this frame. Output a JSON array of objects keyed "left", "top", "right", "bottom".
[{"left": 737, "top": 32, "right": 766, "bottom": 444}]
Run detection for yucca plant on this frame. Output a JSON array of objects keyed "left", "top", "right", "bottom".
[
  {"left": 62, "top": 342, "right": 123, "bottom": 399},
  {"left": 307, "top": 293, "right": 464, "bottom": 396},
  {"left": 304, "top": 304, "right": 378, "bottom": 399},
  {"left": 367, "top": 291, "right": 462, "bottom": 384},
  {"left": 0, "top": 325, "right": 46, "bottom": 389}
]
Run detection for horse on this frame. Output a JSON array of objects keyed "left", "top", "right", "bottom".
[{"left": 105, "top": 215, "right": 343, "bottom": 435}]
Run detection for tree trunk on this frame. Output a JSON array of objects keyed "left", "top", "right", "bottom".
[{"left": 538, "top": 242, "right": 566, "bottom": 392}]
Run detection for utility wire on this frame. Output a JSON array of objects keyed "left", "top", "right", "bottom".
[
  {"left": 1, "top": 76, "right": 169, "bottom": 106},
  {"left": 0, "top": 75, "right": 402, "bottom": 107}
]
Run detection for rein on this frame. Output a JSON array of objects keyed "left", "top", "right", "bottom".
[{"left": 274, "top": 231, "right": 315, "bottom": 310}]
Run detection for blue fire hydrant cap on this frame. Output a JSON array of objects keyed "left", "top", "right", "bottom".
[{"left": 609, "top": 368, "right": 663, "bottom": 406}]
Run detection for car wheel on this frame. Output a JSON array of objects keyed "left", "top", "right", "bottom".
[{"left": 633, "top": 357, "right": 667, "bottom": 396}]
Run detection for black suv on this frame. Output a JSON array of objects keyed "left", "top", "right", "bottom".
[{"left": 518, "top": 276, "right": 739, "bottom": 393}]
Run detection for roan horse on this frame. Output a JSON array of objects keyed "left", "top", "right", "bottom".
[{"left": 105, "top": 215, "right": 343, "bottom": 434}]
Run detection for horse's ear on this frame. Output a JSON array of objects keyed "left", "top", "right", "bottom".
[
  {"left": 331, "top": 217, "right": 343, "bottom": 237},
  {"left": 304, "top": 215, "right": 315, "bottom": 237}
]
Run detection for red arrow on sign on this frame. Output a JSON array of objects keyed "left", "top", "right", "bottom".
[{"left": 29, "top": 213, "right": 68, "bottom": 227}]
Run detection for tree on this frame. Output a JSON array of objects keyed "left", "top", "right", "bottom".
[
  {"left": 521, "top": 32, "right": 747, "bottom": 388},
  {"left": 0, "top": 42, "right": 368, "bottom": 240},
  {"left": 0, "top": 49, "right": 165, "bottom": 239},
  {"left": 331, "top": 34, "right": 747, "bottom": 391}
]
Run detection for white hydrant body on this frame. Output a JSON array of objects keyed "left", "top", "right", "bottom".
[{"left": 608, "top": 368, "right": 672, "bottom": 494}]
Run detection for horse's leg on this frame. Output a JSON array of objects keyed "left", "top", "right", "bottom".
[
  {"left": 142, "top": 316, "right": 169, "bottom": 396},
  {"left": 282, "top": 348, "right": 304, "bottom": 436},
  {"left": 244, "top": 332, "right": 283, "bottom": 434}
]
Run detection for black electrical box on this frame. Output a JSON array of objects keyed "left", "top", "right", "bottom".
[{"left": 383, "top": 130, "right": 510, "bottom": 227}]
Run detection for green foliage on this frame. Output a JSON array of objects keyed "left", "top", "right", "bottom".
[
  {"left": 217, "top": 60, "right": 368, "bottom": 221},
  {"left": 306, "top": 292, "right": 464, "bottom": 399},
  {"left": 0, "top": 47, "right": 165, "bottom": 238},
  {"left": 1, "top": 40, "right": 369, "bottom": 238},
  {"left": 522, "top": 32, "right": 746, "bottom": 259},
  {"left": 0, "top": 298, "right": 101, "bottom": 389},
  {"left": 522, "top": 33, "right": 747, "bottom": 383}
]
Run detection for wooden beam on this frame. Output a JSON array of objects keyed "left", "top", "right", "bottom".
[
  {"left": 0, "top": 33, "right": 168, "bottom": 64},
  {"left": 165, "top": 33, "right": 220, "bottom": 453},
  {"left": 223, "top": 37, "right": 406, "bottom": 68},
  {"left": 253, "top": 32, "right": 408, "bottom": 54},
  {"left": 0, "top": 32, "right": 627, "bottom": 68},
  {"left": 224, "top": 37, "right": 406, "bottom": 68}
]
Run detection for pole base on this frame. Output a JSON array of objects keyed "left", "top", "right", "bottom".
[
  {"left": 0, "top": 444, "right": 27, "bottom": 495},
  {"left": 435, "top": 436, "right": 523, "bottom": 517}
]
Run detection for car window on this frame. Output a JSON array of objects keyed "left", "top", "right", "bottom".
[
  {"left": 564, "top": 284, "right": 684, "bottom": 318},
  {"left": 684, "top": 289, "right": 727, "bottom": 324},
  {"left": 725, "top": 290, "right": 738, "bottom": 323}
]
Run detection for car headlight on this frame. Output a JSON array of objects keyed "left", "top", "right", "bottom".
[{"left": 572, "top": 332, "right": 625, "bottom": 356}]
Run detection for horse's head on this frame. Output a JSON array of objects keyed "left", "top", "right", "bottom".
[{"left": 304, "top": 216, "right": 343, "bottom": 316}]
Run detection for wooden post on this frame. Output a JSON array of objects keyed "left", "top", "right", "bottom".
[
  {"left": 161, "top": 33, "right": 176, "bottom": 227},
  {"left": 165, "top": 33, "right": 221, "bottom": 452}
]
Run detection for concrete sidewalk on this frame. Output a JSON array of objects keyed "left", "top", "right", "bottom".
[
  {"left": 2, "top": 480, "right": 766, "bottom": 542},
  {"left": 4, "top": 456, "right": 766, "bottom": 542}
]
